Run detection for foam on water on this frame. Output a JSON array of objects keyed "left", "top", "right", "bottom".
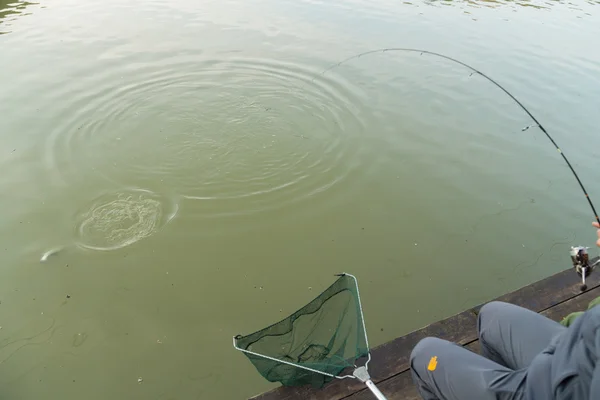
[{"left": 74, "top": 189, "right": 177, "bottom": 251}]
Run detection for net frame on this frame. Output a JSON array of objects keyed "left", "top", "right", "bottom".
[{"left": 233, "top": 273, "right": 374, "bottom": 381}]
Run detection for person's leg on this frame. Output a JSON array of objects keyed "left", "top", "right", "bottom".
[
  {"left": 477, "top": 301, "right": 566, "bottom": 370},
  {"left": 410, "top": 337, "right": 526, "bottom": 400}
]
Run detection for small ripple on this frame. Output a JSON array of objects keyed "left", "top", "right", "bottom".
[{"left": 74, "top": 188, "right": 178, "bottom": 251}]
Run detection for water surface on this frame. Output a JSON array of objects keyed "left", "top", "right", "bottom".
[{"left": 1, "top": 0, "right": 600, "bottom": 398}]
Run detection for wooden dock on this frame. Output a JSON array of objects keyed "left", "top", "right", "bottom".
[{"left": 250, "top": 258, "right": 600, "bottom": 400}]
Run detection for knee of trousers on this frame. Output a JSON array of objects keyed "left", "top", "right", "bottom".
[
  {"left": 410, "top": 337, "right": 452, "bottom": 370},
  {"left": 478, "top": 301, "right": 510, "bottom": 329}
]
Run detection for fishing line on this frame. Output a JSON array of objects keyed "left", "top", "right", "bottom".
[{"left": 321, "top": 48, "right": 599, "bottom": 226}]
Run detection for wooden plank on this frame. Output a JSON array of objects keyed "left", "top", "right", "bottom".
[
  {"left": 250, "top": 261, "right": 599, "bottom": 400},
  {"left": 249, "top": 310, "right": 478, "bottom": 400},
  {"left": 541, "top": 284, "right": 600, "bottom": 322},
  {"left": 345, "top": 369, "right": 419, "bottom": 400},
  {"left": 465, "top": 340, "right": 481, "bottom": 355},
  {"left": 361, "top": 310, "right": 476, "bottom": 381},
  {"left": 474, "top": 260, "right": 600, "bottom": 315},
  {"left": 344, "top": 285, "right": 600, "bottom": 400},
  {"left": 343, "top": 341, "right": 483, "bottom": 400}
]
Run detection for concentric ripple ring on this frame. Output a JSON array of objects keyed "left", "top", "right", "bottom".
[{"left": 45, "top": 55, "right": 370, "bottom": 218}]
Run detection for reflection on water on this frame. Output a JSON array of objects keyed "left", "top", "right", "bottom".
[
  {"left": 425, "top": 0, "right": 600, "bottom": 8},
  {"left": 0, "top": 0, "right": 38, "bottom": 34}
]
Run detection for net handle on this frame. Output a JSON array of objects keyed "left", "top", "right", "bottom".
[
  {"left": 234, "top": 337, "right": 388, "bottom": 399},
  {"left": 366, "top": 379, "right": 387, "bottom": 400}
]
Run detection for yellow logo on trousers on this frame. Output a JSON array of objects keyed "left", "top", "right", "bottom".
[{"left": 428, "top": 356, "right": 438, "bottom": 371}]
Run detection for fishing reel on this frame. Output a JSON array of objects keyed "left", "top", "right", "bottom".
[{"left": 570, "top": 246, "right": 594, "bottom": 291}]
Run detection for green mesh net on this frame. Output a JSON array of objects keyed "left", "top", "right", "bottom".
[{"left": 234, "top": 274, "right": 369, "bottom": 388}]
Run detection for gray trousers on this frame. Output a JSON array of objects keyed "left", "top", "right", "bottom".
[{"left": 409, "top": 301, "right": 566, "bottom": 400}]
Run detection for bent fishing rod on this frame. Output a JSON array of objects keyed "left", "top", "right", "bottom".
[{"left": 322, "top": 48, "right": 599, "bottom": 289}]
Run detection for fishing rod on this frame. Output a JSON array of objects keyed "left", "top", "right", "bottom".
[{"left": 322, "top": 47, "right": 599, "bottom": 289}]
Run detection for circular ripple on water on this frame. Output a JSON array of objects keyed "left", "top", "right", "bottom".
[
  {"left": 46, "top": 56, "right": 369, "bottom": 217},
  {"left": 74, "top": 189, "right": 178, "bottom": 251}
]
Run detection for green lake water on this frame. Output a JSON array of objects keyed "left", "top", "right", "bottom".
[{"left": 1, "top": 0, "right": 600, "bottom": 398}]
